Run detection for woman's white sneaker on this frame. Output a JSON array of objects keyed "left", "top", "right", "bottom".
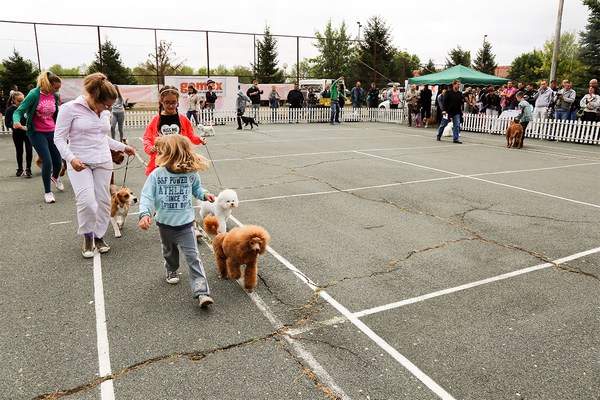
[
  {"left": 44, "top": 192, "right": 56, "bottom": 204},
  {"left": 51, "top": 176, "right": 65, "bottom": 191}
]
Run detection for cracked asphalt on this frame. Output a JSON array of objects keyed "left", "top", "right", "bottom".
[{"left": 1, "top": 122, "right": 599, "bottom": 400}]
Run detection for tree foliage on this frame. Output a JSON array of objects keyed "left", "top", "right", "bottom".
[
  {"left": 445, "top": 45, "right": 471, "bottom": 68},
  {"left": 508, "top": 50, "right": 544, "bottom": 84},
  {"left": 253, "top": 26, "right": 284, "bottom": 83},
  {"left": 541, "top": 31, "right": 585, "bottom": 88},
  {"left": 308, "top": 20, "right": 355, "bottom": 78},
  {"left": 472, "top": 41, "right": 497, "bottom": 75},
  {"left": 141, "top": 40, "right": 186, "bottom": 85},
  {"left": 0, "top": 50, "right": 38, "bottom": 94},
  {"left": 579, "top": 0, "right": 600, "bottom": 79},
  {"left": 355, "top": 16, "right": 396, "bottom": 85},
  {"left": 87, "top": 39, "right": 136, "bottom": 84},
  {"left": 420, "top": 59, "right": 437, "bottom": 76}
]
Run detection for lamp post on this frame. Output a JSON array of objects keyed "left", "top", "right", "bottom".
[
  {"left": 483, "top": 34, "right": 488, "bottom": 45},
  {"left": 357, "top": 22, "right": 362, "bottom": 40},
  {"left": 282, "top": 63, "right": 288, "bottom": 82}
]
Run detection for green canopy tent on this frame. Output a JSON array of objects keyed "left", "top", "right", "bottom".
[{"left": 408, "top": 65, "right": 508, "bottom": 86}]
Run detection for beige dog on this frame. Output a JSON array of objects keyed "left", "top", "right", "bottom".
[{"left": 506, "top": 120, "right": 523, "bottom": 149}]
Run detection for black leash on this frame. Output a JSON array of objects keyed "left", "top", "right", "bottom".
[
  {"left": 203, "top": 142, "right": 223, "bottom": 189},
  {"left": 121, "top": 154, "right": 133, "bottom": 188}
]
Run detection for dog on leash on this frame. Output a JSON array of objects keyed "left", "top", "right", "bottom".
[
  {"left": 423, "top": 117, "right": 435, "bottom": 128},
  {"left": 212, "top": 225, "right": 270, "bottom": 292},
  {"left": 199, "top": 189, "right": 239, "bottom": 235},
  {"left": 240, "top": 116, "right": 259, "bottom": 129},
  {"left": 109, "top": 183, "right": 137, "bottom": 238},
  {"left": 35, "top": 156, "right": 67, "bottom": 176},
  {"left": 506, "top": 120, "right": 523, "bottom": 149},
  {"left": 197, "top": 124, "right": 215, "bottom": 137}
]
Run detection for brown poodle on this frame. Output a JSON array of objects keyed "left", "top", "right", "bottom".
[{"left": 212, "top": 225, "right": 270, "bottom": 292}]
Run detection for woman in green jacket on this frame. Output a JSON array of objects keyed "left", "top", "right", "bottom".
[{"left": 13, "top": 71, "right": 63, "bottom": 204}]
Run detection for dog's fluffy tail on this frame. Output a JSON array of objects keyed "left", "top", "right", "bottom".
[{"left": 203, "top": 216, "right": 220, "bottom": 235}]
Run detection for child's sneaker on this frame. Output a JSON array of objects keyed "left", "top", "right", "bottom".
[
  {"left": 16, "top": 169, "right": 23, "bottom": 177},
  {"left": 165, "top": 269, "right": 179, "bottom": 284},
  {"left": 25, "top": 169, "right": 32, "bottom": 178},
  {"left": 51, "top": 176, "right": 65, "bottom": 191},
  {"left": 44, "top": 192, "right": 56, "bottom": 204},
  {"left": 198, "top": 295, "right": 213, "bottom": 308}
]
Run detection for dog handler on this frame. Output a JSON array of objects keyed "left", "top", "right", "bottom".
[{"left": 54, "top": 73, "right": 136, "bottom": 258}]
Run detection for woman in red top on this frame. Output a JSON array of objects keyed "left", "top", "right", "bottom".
[{"left": 143, "top": 86, "right": 205, "bottom": 176}]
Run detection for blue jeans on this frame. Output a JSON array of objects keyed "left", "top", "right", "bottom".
[
  {"left": 186, "top": 110, "right": 199, "bottom": 125},
  {"left": 330, "top": 102, "right": 340, "bottom": 124},
  {"left": 436, "top": 114, "right": 461, "bottom": 142},
  {"left": 554, "top": 109, "right": 569, "bottom": 120},
  {"left": 29, "top": 131, "right": 63, "bottom": 193}
]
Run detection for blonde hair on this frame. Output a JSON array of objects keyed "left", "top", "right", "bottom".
[
  {"left": 37, "top": 71, "right": 61, "bottom": 93},
  {"left": 84, "top": 72, "right": 117, "bottom": 103},
  {"left": 155, "top": 135, "right": 209, "bottom": 173}
]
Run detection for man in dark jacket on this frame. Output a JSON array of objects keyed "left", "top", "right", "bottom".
[
  {"left": 246, "top": 80, "right": 263, "bottom": 120},
  {"left": 436, "top": 79, "right": 463, "bottom": 143},
  {"left": 287, "top": 83, "right": 304, "bottom": 123},
  {"left": 419, "top": 85, "right": 433, "bottom": 120}
]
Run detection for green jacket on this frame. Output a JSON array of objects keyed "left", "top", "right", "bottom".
[
  {"left": 12, "top": 87, "right": 60, "bottom": 137},
  {"left": 330, "top": 78, "right": 345, "bottom": 102}
]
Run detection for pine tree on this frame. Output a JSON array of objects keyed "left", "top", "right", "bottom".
[
  {"left": 88, "top": 39, "right": 136, "bottom": 84},
  {"left": 579, "top": 0, "right": 600, "bottom": 79},
  {"left": 0, "top": 50, "right": 38, "bottom": 94},
  {"left": 420, "top": 59, "right": 437, "bottom": 76},
  {"left": 253, "top": 26, "right": 284, "bottom": 83},
  {"left": 445, "top": 45, "right": 471, "bottom": 68},
  {"left": 472, "top": 41, "right": 498, "bottom": 75},
  {"left": 356, "top": 16, "right": 395, "bottom": 85}
]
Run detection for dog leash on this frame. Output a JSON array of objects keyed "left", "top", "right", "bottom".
[
  {"left": 121, "top": 154, "right": 133, "bottom": 188},
  {"left": 202, "top": 142, "right": 224, "bottom": 189}
]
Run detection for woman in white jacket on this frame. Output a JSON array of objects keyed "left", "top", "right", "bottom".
[{"left": 579, "top": 85, "right": 600, "bottom": 122}]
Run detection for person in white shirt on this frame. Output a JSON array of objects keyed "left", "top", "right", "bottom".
[
  {"left": 54, "top": 73, "right": 136, "bottom": 258},
  {"left": 532, "top": 80, "right": 554, "bottom": 121}
]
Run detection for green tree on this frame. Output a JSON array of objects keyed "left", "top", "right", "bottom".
[
  {"left": 356, "top": 16, "right": 396, "bottom": 85},
  {"left": 47, "top": 64, "right": 84, "bottom": 78},
  {"left": 87, "top": 39, "right": 136, "bottom": 84},
  {"left": 580, "top": 0, "right": 600, "bottom": 79},
  {"left": 445, "top": 45, "right": 471, "bottom": 68},
  {"left": 472, "top": 41, "right": 498, "bottom": 75},
  {"left": 288, "top": 60, "right": 313, "bottom": 82},
  {"left": 541, "top": 31, "right": 585, "bottom": 88},
  {"left": 230, "top": 65, "right": 254, "bottom": 83},
  {"left": 420, "top": 59, "right": 437, "bottom": 76},
  {"left": 393, "top": 50, "right": 421, "bottom": 84},
  {"left": 309, "top": 20, "right": 355, "bottom": 78},
  {"left": 0, "top": 49, "right": 38, "bottom": 94},
  {"left": 253, "top": 25, "right": 284, "bottom": 83},
  {"left": 508, "top": 50, "right": 544, "bottom": 84}
]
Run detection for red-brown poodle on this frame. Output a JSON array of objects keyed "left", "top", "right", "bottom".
[{"left": 212, "top": 225, "right": 270, "bottom": 292}]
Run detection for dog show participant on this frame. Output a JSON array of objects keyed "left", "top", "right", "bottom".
[
  {"left": 246, "top": 80, "right": 263, "bottom": 120},
  {"left": 12, "top": 71, "right": 64, "bottom": 204},
  {"left": 436, "top": 79, "right": 463, "bottom": 144},
  {"left": 515, "top": 92, "right": 532, "bottom": 148},
  {"left": 138, "top": 134, "right": 216, "bottom": 309},
  {"left": 143, "top": 86, "right": 205, "bottom": 176},
  {"left": 286, "top": 83, "right": 304, "bottom": 123},
  {"left": 236, "top": 85, "right": 251, "bottom": 130},
  {"left": 5, "top": 91, "right": 33, "bottom": 178},
  {"left": 329, "top": 76, "right": 344, "bottom": 125},
  {"left": 54, "top": 73, "right": 136, "bottom": 258}
]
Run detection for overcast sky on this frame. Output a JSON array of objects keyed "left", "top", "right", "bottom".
[{"left": 0, "top": 0, "right": 591, "bottom": 75}]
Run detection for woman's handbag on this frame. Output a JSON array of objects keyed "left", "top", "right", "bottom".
[{"left": 576, "top": 107, "right": 585, "bottom": 118}]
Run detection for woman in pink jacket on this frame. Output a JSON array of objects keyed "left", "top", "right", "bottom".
[{"left": 143, "top": 86, "right": 205, "bottom": 176}]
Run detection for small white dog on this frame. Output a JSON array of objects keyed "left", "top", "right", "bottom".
[
  {"left": 442, "top": 121, "right": 453, "bottom": 137},
  {"left": 197, "top": 123, "right": 215, "bottom": 137},
  {"left": 199, "top": 189, "right": 239, "bottom": 234}
]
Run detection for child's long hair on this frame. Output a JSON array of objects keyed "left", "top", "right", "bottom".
[
  {"left": 158, "top": 85, "right": 179, "bottom": 114},
  {"left": 84, "top": 72, "right": 118, "bottom": 103},
  {"left": 37, "top": 71, "right": 61, "bottom": 93},
  {"left": 155, "top": 134, "right": 209, "bottom": 173}
]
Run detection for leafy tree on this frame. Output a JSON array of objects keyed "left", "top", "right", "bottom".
[
  {"left": 508, "top": 50, "right": 544, "bottom": 84},
  {"left": 143, "top": 40, "right": 186, "bottom": 85},
  {"left": 445, "top": 45, "right": 471, "bottom": 68},
  {"left": 420, "top": 59, "right": 437, "bottom": 76},
  {"left": 87, "top": 39, "right": 136, "bottom": 84},
  {"left": 579, "top": 0, "right": 600, "bottom": 80},
  {"left": 309, "top": 20, "right": 355, "bottom": 78},
  {"left": 0, "top": 49, "right": 38, "bottom": 94},
  {"left": 253, "top": 26, "right": 284, "bottom": 83},
  {"left": 288, "top": 60, "right": 313, "bottom": 82},
  {"left": 47, "top": 64, "right": 84, "bottom": 78},
  {"left": 472, "top": 41, "right": 497, "bottom": 75},
  {"left": 230, "top": 65, "right": 254, "bottom": 83},
  {"left": 355, "top": 16, "right": 396, "bottom": 85},
  {"left": 393, "top": 50, "right": 421, "bottom": 83},
  {"left": 541, "top": 31, "right": 585, "bottom": 88},
  {"left": 178, "top": 65, "right": 195, "bottom": 76}
]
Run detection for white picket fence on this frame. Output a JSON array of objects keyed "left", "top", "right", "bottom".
[
  {"left": 462, "top": 114, "right": 600, "bottom": 145},
  {"left": 1, "top": 108, "right": 598, "bottom": 145}
]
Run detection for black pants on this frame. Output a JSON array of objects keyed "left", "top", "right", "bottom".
[
  {"left": 12, "top": 129, "right": 33, "bottom": 170},
  {"left": 520, "top": 121, "right": 529, "bottom": 146}
]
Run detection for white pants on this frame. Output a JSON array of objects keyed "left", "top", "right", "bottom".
[
  {"left": 533, "top": 106, "right": 547, "bottom": 121},
  {"left": 67, "top": 160, "right": 113, "bottom": 237}
]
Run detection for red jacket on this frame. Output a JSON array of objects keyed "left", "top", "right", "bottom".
[{"left": 143, "top": 113, "right": 202, "bottom": 175}]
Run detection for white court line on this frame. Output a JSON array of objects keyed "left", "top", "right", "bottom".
[
  {"left": 355, "top": 151, "right": 600, "bottom": 209},
  {"left": 230, "top": 216, "right": 456, "bottom": 400},
  {"left": 354, "top": 246, "right": 600, "bottom": 318},
  {"left": 198, "top": 232, "right": 349, "bottom": 399},
  {"left": 93, "top": 252, "right": 115, "bottom": 400}
]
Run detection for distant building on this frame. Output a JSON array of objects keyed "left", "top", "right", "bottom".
[{"left": 494, "top": 66, "right": 510, "bottom": 78}]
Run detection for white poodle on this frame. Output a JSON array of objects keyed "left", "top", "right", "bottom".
[
  {"left": 199, "top": 189, "right": 239, "bottom": 234},
  {"left": 197, "top": 124, "right": 215, "bottom": 137}
]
